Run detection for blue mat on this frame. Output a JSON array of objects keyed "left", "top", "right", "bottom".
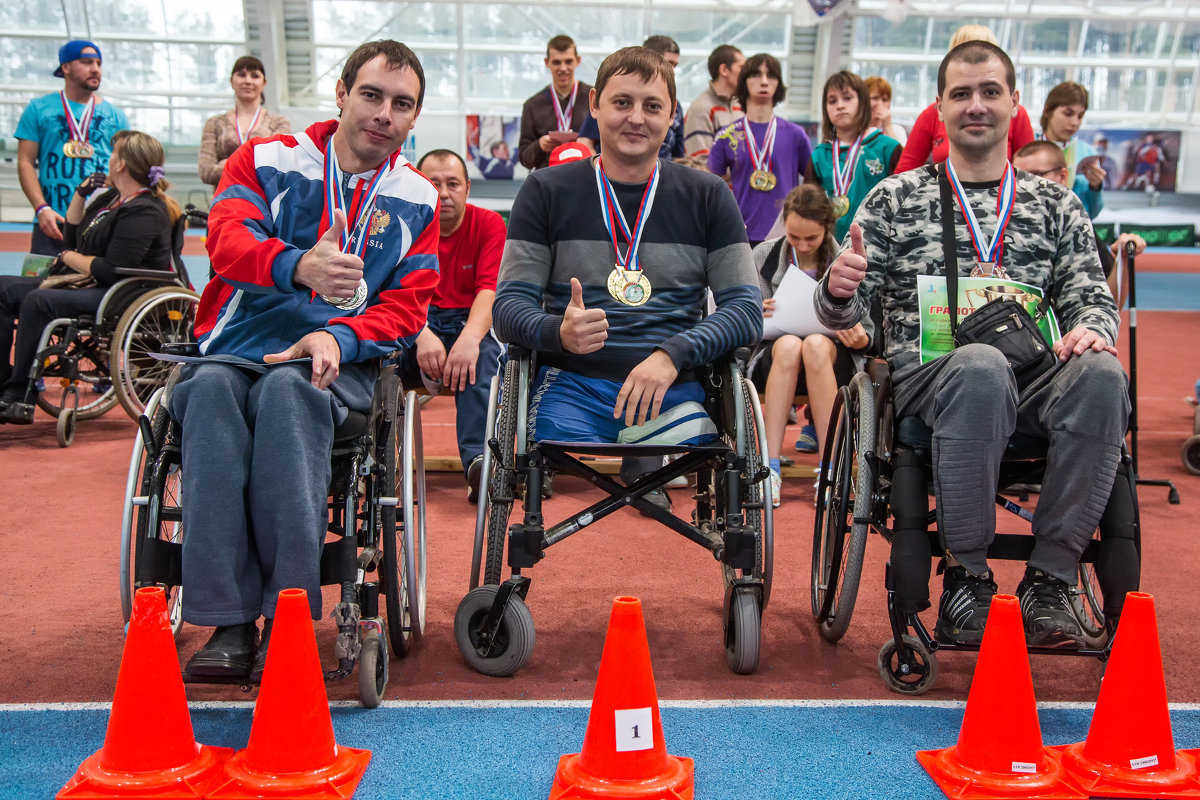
[{"left": 4, "top": 701, "right": 1200, "bottom": 799}]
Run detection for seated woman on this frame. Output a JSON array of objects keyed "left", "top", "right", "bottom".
[
  {"left": 749, "top": 185, "right": 869, "bottom": 506},
  {"left": 0, "top": 130, "right": 179, "bottom": 424}
]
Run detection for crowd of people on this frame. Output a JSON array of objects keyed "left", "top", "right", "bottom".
[{"left": 3, "top": 25, "right": 1135, "bottom": 670}]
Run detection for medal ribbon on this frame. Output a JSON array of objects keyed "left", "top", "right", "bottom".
[
  {"left": 593, "top": 157, "right": 660, "bottom": 272},
  {"left": 744, "top": 116, "right": 777, "bottom": 174},
  {"left": 236, "top": 106, "right": 263, "bottom": 145},
  {"left": 60, "top": 91, "right": 95, "bottom": 144},
  {"left": 321, "top": 138, "right": 390, "bottom": 261},
  {"left": 945, "top": 158, "right": 1016, "bottom": 268},
  {"left": 552, "top": 82, "right": 578, "bottom": 132},
  {"left": 831, "top": 127, "right": 874, "bottom": 196}
]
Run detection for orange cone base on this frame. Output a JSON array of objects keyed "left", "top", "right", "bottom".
[
  {"left": 917, "top": 745, "right": 1086, "bottom": 799},
  {"left": 1056, "top": 743, "right": 1200, "bottom": 798},
  {"left": 206, "top": 744, "right": 371, "bottom": 800},
  {"left": 56, "top": 743, "right": 233, "bottom": 799},
  {"left": 548, "top": 753, "right": 694, "bottom": 799}
]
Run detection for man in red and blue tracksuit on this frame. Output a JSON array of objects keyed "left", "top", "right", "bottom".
[{"left": 173, "top": 40, "right": 439, "bottom": 680}]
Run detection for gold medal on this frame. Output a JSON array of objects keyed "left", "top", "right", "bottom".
[
  {"left": 832, "top": 195, "right": 851, "bottom": 218},
  {"left": 63, "top": 140, "right": 78, "bottom": 158},
  {"left": 750, "top": 169, "right": 777, "bottom": 192},
  {"left": 607, "top": 267, "right": 651, "bottom": 306}
]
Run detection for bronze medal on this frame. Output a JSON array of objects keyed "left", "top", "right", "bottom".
[
  {"left": 76, "top": 141, "right": 94, "bottom": 159},
  {"left": 607, "top": 267, "right": 651, "bottom": 306},
  {"left": 750, "top": 169, "right": 777, "bottom": 192},
  {"left": 832, "top": 194, "right": 851, "bottom": 218}
]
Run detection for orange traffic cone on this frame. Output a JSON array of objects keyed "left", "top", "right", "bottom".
[
  {"left": 208, "top": 588, "right": 371, "bottom": 799},
  {"left": 548, "top": 596, "right": 693, "bottom": 799},
  {"left": 1057, "top": 592, "right": 1200, "bottom": 797},
  {"left": 916, "top": 594, "right": 1085, "bottom": 799},
  {"left": 57, "top": 586, "right": 232, "bottom": 799}
]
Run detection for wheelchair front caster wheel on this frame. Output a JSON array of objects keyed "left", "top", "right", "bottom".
[
  {"left": 56, "top": 408, "right": 76, "bottom": 447},
  {"left": 724, "top": 589, "right": 761, "bottom": 675},
  {"left": 454, "top": 585, "right": 535, "bottom": 677},
  {"left": 358, "top": 629, "right": 388, "bottom": 709},
  {"left": 877, "top": 635, "right": 937, "bottom": 695},
  {"left": 1182, "top": 435, "right": 1200, "bottom": 476}
]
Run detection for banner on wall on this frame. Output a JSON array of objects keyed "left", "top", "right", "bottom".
[
  {"left": 1078, "top": 127, "right": 1181, "bottom": 193},
  {"left": 465, "top": 114, "right": 525, "bottom": 181}
]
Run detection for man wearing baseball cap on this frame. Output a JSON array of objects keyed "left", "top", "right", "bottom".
[{"left": 15, "top": 40, "right": 128, "bottom": 255}]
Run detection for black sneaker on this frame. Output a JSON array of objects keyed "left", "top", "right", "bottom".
[
  {"left": 1017, "top": 568, "right": 1085, "bottom": 647},
  {"left": 934, "top": 565, "right": 997, "bottom": 645},
  {"left": 637, "top": 488, "right": 672, "bottom": 517},
  {"left": 186, "top": 622, "right": 259, "bottom": 677},
  {"left": 0, "top": 401, "right": 34, "bottom": 425},
  {"left": 465, "top": 456, "right": 483, "bottom": 504}
]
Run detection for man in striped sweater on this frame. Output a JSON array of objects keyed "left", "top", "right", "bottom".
[{"left": 494, "top": 46, "right": 762, "bottom": 509}]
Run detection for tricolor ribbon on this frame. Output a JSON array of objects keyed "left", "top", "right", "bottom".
[
  {"left": 593, "top": 157, "right": 660, "bottom": 272},
  {"left": 945, "top": 158, "right": 1016, "bottom": 269},
  {"left": 236, "top": 106, "right": 263, "bottom": 145},
  {"left": 60, "top": 91, "right": 94, "bottom": 144},
  {"left": 552, "top": 81, "right": 578, "bottom": 132},
  {"left": 831, "top": 127, "right": 874, "bottom": 196},
  {"left": 321, "top": 138, "right": 391, "bottom": 261},
  {"left": 744, "top": 116, "right": 777, "bottom": 174}
]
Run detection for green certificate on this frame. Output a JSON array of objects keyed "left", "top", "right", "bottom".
[{"left": 917, "top": 275, "right": 1062, "bottom": 364}]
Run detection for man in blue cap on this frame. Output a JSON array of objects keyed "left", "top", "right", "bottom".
[{"left": 15, "top": 40, "right": 128, "bottom": 255}]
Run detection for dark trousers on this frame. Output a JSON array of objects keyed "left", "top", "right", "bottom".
[{"left": 0, "top": 275, "right": 105, "bottom": 396}]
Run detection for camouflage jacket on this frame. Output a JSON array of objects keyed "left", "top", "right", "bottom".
[{"left": 814, "top": 165, "right": 1118, "bottom": 385}]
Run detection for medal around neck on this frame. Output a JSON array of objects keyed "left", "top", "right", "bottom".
[
  {"left": 750, "top": 169, "right": 777, "bottom": 192},
  {"left": 946, "top": 158, "right": 1015, "bottom": 279},
  {"left": 318, "top": 137, "right": 391, "bottom": 311},
  {"left": 607, "top": 267, "right": 651, "bottom": 306},
  {"left": 594, "top": 156, "right": 659, "bottom": 308},
  {"left": 830, "top": 129, "right": 872, "bottom": 215},
  {"left": 322, "top": 279, "right": 369, "bottom": 311},
  {"left": 832, "top": 195, "right": 851, "bottom": 218},
  {"left": 60, "top": 92, "right": 95, "bottom": 159},
  {"left": 745, "top": 117, "right": 778, "bottom": 193}
]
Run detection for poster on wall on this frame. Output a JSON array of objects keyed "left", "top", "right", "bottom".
[
  {"left": 1078, "top": 128, "right": 1181, "bottom": 193},
  {"left": 465, "top": 115, "right": 525, "bottom": 181}
]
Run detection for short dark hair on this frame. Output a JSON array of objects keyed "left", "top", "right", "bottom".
[
  {"left": 1014, "top": 140, "right": 1067, "bottom": 170},
  {"left": 231, "top": 55, "right": 265, "bottom": 79},
  {"left": 820, "top": 70, "right": 872, "bottom": 141},
  {"left": 707, "top": 44, "right": 743, "bottom": 81},
  {"left": 735, "top": 53, "right": 786, "bottom": 110},
  {"left": 642, "top": 35, "right": 680, "bottom": 56},
  {"left": 416, "top": 148, "right": 468, "bottom": 180},
  {"left": 547, "top": 35, "right": 577, "bottom": 58},
  {"left": 341, "top": 40, "right": 426, "bottom": 108},
  {"left": 594, "top": 46, "right": 676, "bottom": 113},
  {"left": 937, "top": 41, "right": 1015, "bottom": 96},
  {"left": 1041, "top": 81, "right": 1089, "bottom": 132}
]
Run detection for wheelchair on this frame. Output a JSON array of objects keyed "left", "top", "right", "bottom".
[
  {"left": 811, "top": 358, "right": 1140, "bottom": 694},
  {"left": 453, "top": 345, "right": 773, "bottom": 677},
  {"left": 117, "top": 352, "right": 427, "bottom": 708},
  {"left": 29, "top": 207, "right": 204, "bottom": 446}
]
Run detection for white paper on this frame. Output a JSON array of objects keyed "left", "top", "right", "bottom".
[
  {"left": 761, "top": 265, "right": 838, "bottom": 340},
  {"left": 614, "top": 707, "right": 654, "bottom": 752}
]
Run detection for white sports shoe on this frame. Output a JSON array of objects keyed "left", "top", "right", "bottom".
[{"left": 769, "top": 468, "right": 782, "bottom": 508}]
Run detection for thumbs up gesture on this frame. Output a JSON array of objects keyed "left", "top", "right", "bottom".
[
  {"left": 294, "top": 208, "right": 365, "bottom": 299},
  {"left": 559, "top": 277, "right": 608, "bottom": 354},
  {"left": 826, "top": 222, "right": 868, "bottom": 299}
]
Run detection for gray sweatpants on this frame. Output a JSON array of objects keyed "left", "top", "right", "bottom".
[
  {"left": 894, "top": 343, "right": 1129, "bottom": 584},
  {"left": 168, "top": 360, "right": 375, "bottom": 625}
]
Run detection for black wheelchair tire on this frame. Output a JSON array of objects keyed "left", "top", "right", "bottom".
[
  {"left": 357, "top": 629, "right": 388, "bottom": 709},
  {"left": 877, "top": 634, "right": 938, "bottom": 695},
  {"left": 132, "top": 400, "right": 185, "bottom": 637},
  {"left": 483, "top": 360, "right": 520, "bottom": 586},
  {"left": 454, "top": 584, "right": 535, "bottom": 677},
  {"left": 380, "top": 374, "right": 414, "bottom": 657},
  {"left": 724, "top": 589, "right": 761, "bottom": 675},
  {"left": 34, "top": 331, "right": 118, "bottom": 421},
  {"left": 56, "top": 407, "right": 76, "bottom": 447}
]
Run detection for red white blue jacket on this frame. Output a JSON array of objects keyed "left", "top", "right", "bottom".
[{"left": 196, "top": 119, "right": 439, "bottom": 363}]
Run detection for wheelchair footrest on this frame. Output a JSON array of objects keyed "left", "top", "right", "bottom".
[{"left": 137, "top": 537, "right": 181, "bottom": 586}]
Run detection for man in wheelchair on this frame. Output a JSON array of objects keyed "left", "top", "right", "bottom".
[
  {"left": 493, "top": 45, "right": 762, "bottom": 466},
  {"left": 171, "top": 40, "right": 438, "bottom": 679},
  {"left": 815, "top": 41, "right": 1128, "bottom": 648}
]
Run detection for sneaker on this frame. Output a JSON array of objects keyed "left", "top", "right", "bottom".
[
  {"left": 465, "top": 455, "right": 483, "bottom": 504},
  {"left": 794, "top": 424, "right": 818, "bottom": 453},
  {"left": 0, "top": 401, "right": 34, "bottom": 425},
  {"left": 768, "top": 468, "right": 781, "bottom": 508},
  {"left": 664, "top": 455, "right": 689, "bottom": 488},
  {"left": 1017, "top": 568, "right": 1086, "bottom": 647},
  {"left": 638, "top": 487, "right": 672, "bottom": 517},
  {"left": 934, "top": 565, "right": 998, "bottom": 645}
]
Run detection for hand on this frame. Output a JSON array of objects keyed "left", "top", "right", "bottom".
[
  {"left": 539, "top": 134, "right": 554, "bottom": 153},
  {"left": 613, "top": 350, "right": 679, "bottom": 427},
  {"left": 444, "top": 335, "right": 481, "bottom": 393},
  {"left": 75, "top": 171, "right": 107, "bottom": 198},
  {"left": 559, "top": 277, "right": 608, "bottom": 354},
  {"left": 264, "top": 330, "right": 342, "bottom": 389},
  {"left": 294, "top": 209, "right": 365, "bottom": 299},
  {"left": 36, "top": 206, "right": 64, "bottom": 241},
  {"left": 1112, "top": 233, "right": 1146, "bottom": 260},
  {"left": 1052, "top": 324, "right": 1117, "bottom": 363},
  {"left": 1083, "top": 160, "right": 1107, "bottom": 190},
  {"left": 762, "top": 297, "right": 776, "bottom": 318},
  {"left": 826, "top": 223, "right": 867, "bottom": 299},
  {"left": 415, "top": 327, "right": 446, "bottom": 383},
  {"left": 835, "top": 322, "right": 869, "bottom": 350}
]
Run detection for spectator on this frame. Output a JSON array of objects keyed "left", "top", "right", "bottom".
[
  {"left": 412, "top": 149, "right": 506, "bottom": 503},
  {"left": 15, "top": 40, "right": 128, "bottom": 256},
  {"left": 1038, "top": 82, "right": 1104, "bottom": 218},
  {"left": 198, "top": 56, "right": 292, "bottom": 188},
  {"left": 708, "top": 53, "right": 812, "bottom": 246},
  {"left": 806, "top": 70, "right": 902, "bottom": 242},
  {"left": 865, "top": 75, "right": 907, "bottom": 146},
  {"left": 895, "top": 25, "right": 1034, "bottom": 173},
  {"left": 682, "top": 45, "right": 745, "bottom": 157},
  {"left": 519, "top": 35, "right": 591, "bottom": 171},
  {"left": 0, "top": 131, "right": 178, "bottom": 423}
]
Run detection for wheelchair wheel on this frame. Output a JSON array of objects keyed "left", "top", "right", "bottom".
[
  {"left": 811, "top": 372, "right": 875, "bottom": 643},
  {"left": 380, "top": 379, "right": 418, "bottom": 656},
  {"left": 1073, "top": 562, "right": 1107, "bottom": 649},
  {"left": 482, "top": 359, "right": 520, "bottom": 586},
  {"left": 877, "top": 635, "right": 938, "bottom": 695},
  {"left": 56, "top": 408, "right": 76, "bottom": 447},
  {"left": 1183, "top": 434, "right": 1200, "bottom": 476},
  {"left": 357, "top": 628, "right": 388, "bottom": 709},
  {"left": 35, "top": 331, "right": 118, "bottom": 420},
  {"left": 400, "top": 391, "right": 427, "bottom": 643},
  {"left": 724, "top": 588, "right": 761, "bottom": 675},
  {"left": 111, "top": 287, "right": 199, "bottom": 419},
  {"left": 454, "top": 584, "right": 535, "bottom": 677}
]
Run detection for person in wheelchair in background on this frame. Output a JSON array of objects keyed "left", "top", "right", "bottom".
[
  {"left": 0, "top": 130, "right": 177, "bottom": 424},
  {"left": 172, "top": 40, "right": 438, "bottom": 680},
  {"left": 815, "top": 41, "right": 1128, "bottom": 647},
  {"left": 493, "top": 45, "right": 761, "bottom": 480}
]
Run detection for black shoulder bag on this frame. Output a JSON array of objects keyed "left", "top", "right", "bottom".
[{"left": 938, "top": 166, "right": 1057, "bottom": 390}]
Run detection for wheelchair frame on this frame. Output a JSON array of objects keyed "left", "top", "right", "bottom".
[
  {"left": 454, "top": 345, "right": 773, "bottom": 677},
  {"left": 118, "top": 355, "right": 427, "bottom": 708},
  {"left": 811, "top": 358, "right": 1141, "bottom": 694}
]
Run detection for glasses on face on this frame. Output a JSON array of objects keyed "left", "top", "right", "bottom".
[{"left": 1024, "top": 167, "right": 1065, "bottom": 178}]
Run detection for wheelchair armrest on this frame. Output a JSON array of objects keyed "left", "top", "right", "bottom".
[
  {"left": 732, "top": 346, "right": 751, "bottom": 370},
  {"left": 112, "top": 267, "right": 178, "bottom": 281},
  {"left": 866, "top": 357, "right": 890, "bottom": 387},
  {"left": 508, "top": 344, "right": 531, "bottom": 361},
  {"left": 160, "top": 341, "right": 200, "bottom": 357}
]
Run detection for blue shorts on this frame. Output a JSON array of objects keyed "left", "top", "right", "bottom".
[{"left": 529, "top": 367, "right": 717, "bottom": 445}]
